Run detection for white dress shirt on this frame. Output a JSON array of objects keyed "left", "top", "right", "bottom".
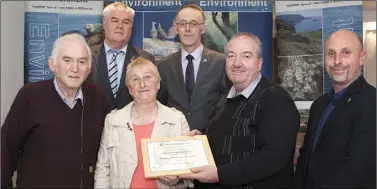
[
  {"left": 227, "top": 73, "right": 262, "bottom": 99},
  {"left": 53, "top": 77, "right": 83, "bottom": 109},
  {"left": 181, "top": 44, "right": 203, "bottom": 82},
  {"left": 104, "top": 42, "right": 127, "bottom": 92}
]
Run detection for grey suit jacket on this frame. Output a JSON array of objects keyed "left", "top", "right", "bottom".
[
  {"left": 88, "top": 43, "right": 155, "bottom": 112},
  {"left": 157, "top": 47, "right": 231, "bottom": 130}
]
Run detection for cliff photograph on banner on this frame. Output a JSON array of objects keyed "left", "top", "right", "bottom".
[{"left": 275, "top": 1, "right": 363, "bottom": 109}]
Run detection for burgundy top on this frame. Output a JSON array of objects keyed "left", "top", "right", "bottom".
[{"left": 1, "top": 79, "right": 108, "bottom": 188}]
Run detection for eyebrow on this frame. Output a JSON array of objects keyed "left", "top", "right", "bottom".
[
  {"left": 62, "top": 56, "right": 72, "bottom": 59},
  {"left": 327, "top": 47, "right": 351, "bottom": 51},
  {"left": 241, "top": 51, "right": 253, "bottom": 54},
  {"left": 226, "top": 51, "right": 253, "bottom": 54},
  {"left": 111, "top": 17, "right": 132, "bottom": 22},
  {"left": 62, "top": 56, "right": 88, "bottom": 60}
]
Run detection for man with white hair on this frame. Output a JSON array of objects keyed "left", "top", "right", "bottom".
[
  {"left": 1, "top": 34, "right": 108, "bottom": 188},
  {"left": 89, "top": 2, "right": 155, "bottom": 112}
]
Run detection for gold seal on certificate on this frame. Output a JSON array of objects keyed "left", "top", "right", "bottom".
[{"left": 141, "top": 135, "right": 215, "bottom": 178}]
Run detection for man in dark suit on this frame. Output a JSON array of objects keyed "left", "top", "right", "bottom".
[
  {"left": 157, "top": 3, "right": 230, "bottom": 130},
  {"left": 294, "top": 29, "right": 376, "bottom": 189},
  {"left": 89, "top": 2, "right": 155, "bottom": 112}
]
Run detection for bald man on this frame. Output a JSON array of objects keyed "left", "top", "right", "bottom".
[{"left": 294, "top": 29, "right": 376, "bottom": 189}]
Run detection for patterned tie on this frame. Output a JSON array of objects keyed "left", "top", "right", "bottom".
[
  {"left": 185, "top": 54, "right": 195, "bottom": 103},
  {"left": 108, "top": 50, "right": 120, "bottom": 97}
]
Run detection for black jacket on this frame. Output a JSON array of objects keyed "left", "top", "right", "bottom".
[{"left": 294, "top": 76, "right": 376, "bottom": 189}]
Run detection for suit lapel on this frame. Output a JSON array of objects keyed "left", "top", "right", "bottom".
[
  {"left": 307, "top": 98, "right": 328, "bottom": 152},
  {"left": 313, "top": 77, "right": 367, "bottom": 151},
  {"left": 315, "top": 91, "right": 356, "bottom": 149},
  {"left": 117, "top": 45, "right": 137, "bottom": 98},
  {"left": 97, "top": 44, "right": 114, "bottom": 100},
  {"left": 190, "top": 48, "right": 211, "bottom": 105},
  {"left": 171, "top": 50, "right": 189, "bottom": 108},
  {"left": 315, "top": 103, "right": 341, "bottom": 148}
]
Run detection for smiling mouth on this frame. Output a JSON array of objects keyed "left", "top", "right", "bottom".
[
  {"left": 331, "top": 67, "right": 347, "bottom": 73},
  {"left": 69, "top": 76, "right": 80, "bottom": 79},
  {"left": 232, "top": 70, "right": 244, "bottom": 74}
]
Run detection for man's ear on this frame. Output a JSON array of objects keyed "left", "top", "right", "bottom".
[
  {"left": 174, "top": 22, "right": 179, "bottom": 35},
  {"left": 359, "top": 50, "right": 366, "bottom": 67},
  {"left": 200, "top": 24, "right": 206, "bottom": 35},
  {"left": 48, "top": 56, "right": 56, "bottom": 73},
  {"left": 257, "top": 58, "right": 263, "bottom": 72}
]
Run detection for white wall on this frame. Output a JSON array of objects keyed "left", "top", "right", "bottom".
[
  {"left": 363, "top": 10, "right": 376, "bottom": 87},
  {"left": 1, "top": 1, "right": 25, "bottom": 124},
  {"left": 363, "top": 10, "right": 376, "bottom": 40}
]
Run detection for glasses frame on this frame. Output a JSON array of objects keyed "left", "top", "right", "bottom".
[{"left": 175, "top": 20, "right": 205, "bottom": 29}]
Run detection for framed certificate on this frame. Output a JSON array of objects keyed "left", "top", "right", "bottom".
[{"left": 141, "top": 135, "right": 216, "bottom": 178}]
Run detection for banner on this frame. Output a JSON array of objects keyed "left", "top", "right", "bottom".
[
  {"left": 24, "top": 0, "right": 273, "bottom": 83},
  {"left": 275, "top": 1, "right": 363, "bottom": 167},
  {"left": 275, "top": 1, "right": 363, "bottom": 110},
  {"left": 24, "top": 1, "right": 104, "bottom": 83},
  {"left": 104, "top": 0, "right": 273, "bottom": 79}
]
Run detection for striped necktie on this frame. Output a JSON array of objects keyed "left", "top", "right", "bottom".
[{"left": 108, "top": 49, "right": 120, "bottom": 97}]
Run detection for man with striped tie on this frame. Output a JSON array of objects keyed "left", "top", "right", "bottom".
[{"left": 89, "top": 2, "right": 155, "bottom": 112}]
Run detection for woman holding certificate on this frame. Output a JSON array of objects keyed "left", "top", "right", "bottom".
[{"left": 94, "top": 57, "right": 190, "bottom": 189}]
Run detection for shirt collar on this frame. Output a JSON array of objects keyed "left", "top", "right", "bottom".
[
  {"left": 104, "top": 41, "right": 127, "bottom": 54},
  {"left": 327, "top": 87, "right": 347, "bottom": 101},
  {"left": 327, "top": 75, "right": 361, "bottom": 101},
  {"left": 227, "top": 73, "right": 262, "bottom": 99},
  {"left": 181, "top": 44, "right": 203, "bottom": 62},
  {"left": 53, "top": 77, "right": 83, "bottom": 105}
]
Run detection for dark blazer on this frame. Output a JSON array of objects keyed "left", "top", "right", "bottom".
[
  {"left": 157, "top": 47, "right": 230, "bottom": 130},
  {"left": 294, "top": 76, "right": 376, "bottom": 189},
  {"left": 88, "top": 43, "right": 155, "bottom": 112}
]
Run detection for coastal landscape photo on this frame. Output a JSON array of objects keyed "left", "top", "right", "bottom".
[{"left": 276, "top": 9, "right": 323, "bottom": 56}]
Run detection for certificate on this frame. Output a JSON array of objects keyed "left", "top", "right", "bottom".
[{"left": 141, "top": 135, "right": 215, "bottom": 178}]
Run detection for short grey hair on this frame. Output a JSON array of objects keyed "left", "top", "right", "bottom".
[
  {"left": 103, "top": 2, "right": 135, "bottom": 21},
  {"left": 51, "top": 33, "right": 92, "bottom": 64},
  {"left": 226, "top": 32, "right": 263, "bottom": 58}
]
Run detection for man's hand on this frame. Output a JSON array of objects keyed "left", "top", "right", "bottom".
[
  {"left": 179, "top": 165, "right": 219, "bottom": 183},
  {"left": 184, "top": 129, "right": 202, "bottom": 136},
  {"left": 157, "top": 175, "right": 180, "bottom": 186}
]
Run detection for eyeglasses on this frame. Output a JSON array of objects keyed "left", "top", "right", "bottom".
[{"left": 175, "top": 20, "right": 204, "bottom": 29}]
